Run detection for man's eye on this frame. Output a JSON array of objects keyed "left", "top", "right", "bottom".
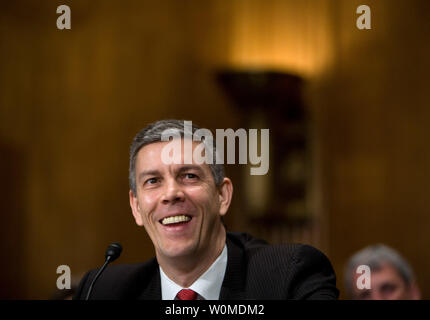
[
  {"left": 184, "top": 173, "right": 198, "bottom": 179},
  {"left": 381, "top": 283, "right": 396, "bottom": 294},
  {"left": 145, "top": 177, "right": 159, "bottom": 185}
]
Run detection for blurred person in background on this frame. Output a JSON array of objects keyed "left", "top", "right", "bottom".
[{"left": 344, "top": 244, "right": 421, "bottom": 300}]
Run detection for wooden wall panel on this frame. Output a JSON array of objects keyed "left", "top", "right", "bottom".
[
  {"left": 1, "top": 0, "right": 430, "bottom": 299},
  {"left": 314, "top": 0, "right": 430, "bottom": 299}
]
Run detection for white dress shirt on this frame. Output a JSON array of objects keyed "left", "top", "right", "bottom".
[{"left": 159, "top": 244, "right": 228, "bottom": 300}]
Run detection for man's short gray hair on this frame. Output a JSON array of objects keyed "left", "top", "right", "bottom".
[
  {"left": 129, "top": 119, "right": 225, "bottom": 195},
  {"left": 344, "top": 244, "right": 415, "bottom": 298}
]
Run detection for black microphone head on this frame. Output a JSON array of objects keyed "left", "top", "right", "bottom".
[{"left": 105, "top": 242, "right": 122, "bottom": 262}]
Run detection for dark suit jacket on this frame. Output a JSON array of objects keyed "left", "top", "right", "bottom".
[{"left": 74, "top": 232, "right": 339, "bottom": 300}]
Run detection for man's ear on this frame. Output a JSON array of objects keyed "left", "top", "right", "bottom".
[
  {"left": 218, "top": 178, "right": 233, "bottom": 217},
  {"left": 129, "top": 190, "right": 144, "bottom": 226}
]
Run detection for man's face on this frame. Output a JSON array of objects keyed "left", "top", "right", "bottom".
[
  {"left": 351, "top": 263, "right": 420, "bottom": 300},
  {"left": 129, "top": 139, "right": 232, "bottom": 261}
]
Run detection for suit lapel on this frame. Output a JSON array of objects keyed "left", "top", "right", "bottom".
[
  {"left": 136, "top": 259, "right": 162, "bottom": 300},
  {"left": 219, "top": 234, "right": 247, "bottom": 300}
]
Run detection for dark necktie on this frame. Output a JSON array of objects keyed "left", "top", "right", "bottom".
[{"left": 176, "top": 289, "right": 198, "bottom": 300}]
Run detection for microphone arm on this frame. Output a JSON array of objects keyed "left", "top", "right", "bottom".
[{"left": 85, "top": 242, "right": 122, "bottom": 300}]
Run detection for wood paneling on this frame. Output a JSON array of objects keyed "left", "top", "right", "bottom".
[
  {"left": 1, "top": 0, "right": 429, "bottom": 299},
  {"left": 314, "top": 0, "right": 430, "bottom": 299}
]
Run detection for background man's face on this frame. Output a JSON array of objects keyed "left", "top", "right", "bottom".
[
  {"left": 351, "top": 263, "right": 420, "bottom": 300},
  {"left": 129, "top": 140, "right": 229, "bottom": 261}
]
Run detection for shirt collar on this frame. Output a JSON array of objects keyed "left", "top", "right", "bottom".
[{"left": 159, "top": 244, "right": 228, "bottom": 300}]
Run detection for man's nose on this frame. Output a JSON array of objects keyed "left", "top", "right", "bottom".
[{"left": 161, "top": 179, "right": 184, "bottom": 204}]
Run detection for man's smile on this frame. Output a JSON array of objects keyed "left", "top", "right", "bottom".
[
  {"left": 160, "top": 215, "right": 192, "bottom": 225},
  {"left": 158, "top": 214, "right": 196, "bottom": 235}
]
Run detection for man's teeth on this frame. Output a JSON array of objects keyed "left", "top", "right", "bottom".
[{"left": 161, "top": 215, "right": 191, "bottom": 225}]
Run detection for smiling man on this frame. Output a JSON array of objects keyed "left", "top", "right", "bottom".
[
  {"left": 130, "top": 134, "right": 230, "bottom": 298},
  {"left": 74, "top": 119, "right": 339, "bottom": 300}
]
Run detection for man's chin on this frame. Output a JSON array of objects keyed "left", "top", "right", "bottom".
[{"left": 158, "top": 242, "right": 197, "bottom": 259}]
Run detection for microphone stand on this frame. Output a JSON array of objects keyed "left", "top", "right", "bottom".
[{"left": 85, "top": 255, "right": 112, "bottom": 300}]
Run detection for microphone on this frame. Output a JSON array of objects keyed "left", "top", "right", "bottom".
[{"left": 85, "top": 242, "right": 122, "bottom": 300}]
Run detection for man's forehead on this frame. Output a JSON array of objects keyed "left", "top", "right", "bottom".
[
  {"left": 136, "top": 140, "right": 211, "bottom": 171},
  {"left": 138, "top": 141, "right": 168, "bottom": 157},
  {"left": 137, "top": 139, "right": 202, "bottom": 158},
  {"left": 373, "top": 264, "right": 404, "bottom": 279},
  {"left": 352, "top": 263, "right": 404, "bottom": 284}
]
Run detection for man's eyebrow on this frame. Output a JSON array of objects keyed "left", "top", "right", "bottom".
[
  {"left": 177, "top": 165, "right": 205, "bottom": 174},
  {"left": 137, "top": 166, "right": 205, "bottom": 181},
  {"left": 138, "top": 170, "right": 160, "bottom": 182}
]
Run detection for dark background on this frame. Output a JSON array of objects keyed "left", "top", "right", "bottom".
[{"left": 1, "top": 0, "right": 429, "bottom": 299}]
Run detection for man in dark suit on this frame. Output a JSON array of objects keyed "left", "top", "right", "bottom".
[{"left": 74, "top": 119, "right": 338, "bottom": 300}]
